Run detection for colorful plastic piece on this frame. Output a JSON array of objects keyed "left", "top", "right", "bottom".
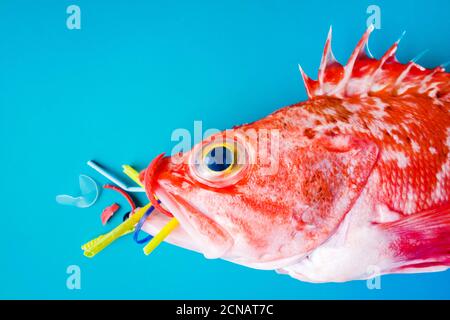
[
  {"left": 101, "top": 203, "right": 120, "bottom": 225},
  {"left": 122, "top": 165, "right": 144, "bottom": 187},
  {"left": 87, "top": 160, "right": 144, "bottom": 193},
  {"left": 56, "top": 174, "right": 99, "bottom": 208},
  {"left": 82, "top": 204, "right": 152, "bottom": 258},
  {"left": 143, "top": 218, "right": 180, "bottom": 255},
  {"left": 103, "top": 184, "right": 136, "bottom": 211}
]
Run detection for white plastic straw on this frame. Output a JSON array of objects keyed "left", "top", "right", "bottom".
[{"left": 87, "top": 160, "right": 145, "bottom": 193}]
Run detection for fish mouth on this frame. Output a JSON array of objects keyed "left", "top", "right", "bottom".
[{"left": 142, "top": 183, "right": 234, "bottom": 259}]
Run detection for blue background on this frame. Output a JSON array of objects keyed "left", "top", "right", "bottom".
[{"left": 1, "top": 0, "right": 449, "bottom": 299}]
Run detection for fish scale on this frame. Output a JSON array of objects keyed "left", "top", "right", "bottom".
[{"left": 287, "top": 94, "right": 450, "bottom": 215}]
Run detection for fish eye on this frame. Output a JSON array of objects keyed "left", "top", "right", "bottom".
[
  {"left": 189, "top": 136, "right": 251, "bottom": 188},
  {"left": 203, "top": 145, "right": 235, "bottom": 173}
]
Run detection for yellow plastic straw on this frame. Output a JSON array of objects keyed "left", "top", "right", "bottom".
[
  {"left": 122, "top": 165, "right": 144, "bottom": 187},
  {"left": 143, "top": 218, "right": 180, "bottom": 255},
  {"left": 82, "top": 204, "right": 151, "bottom": 258},
  {"left": 123, "top": 164, "right": 181, "bottom": 256}
]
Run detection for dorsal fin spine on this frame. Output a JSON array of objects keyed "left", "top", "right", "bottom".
[
  {"left": 298, "top": 28, "right": 449, "bottom": 99},
  {"left": 368, "top": 43, "right": 399, "bottom": 91},
  {"left": 298, "top": 64, "right": 313, "bottom": 99},
  {"left": 318, "top": 26, "right": 337, "bottom": 91},
  {"left": 331, "top": 25, "right": 374, "bottom": 97}
]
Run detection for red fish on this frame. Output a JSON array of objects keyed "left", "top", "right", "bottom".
[{"left": 141, "top": 26, "right": 450, "bottom": 282}]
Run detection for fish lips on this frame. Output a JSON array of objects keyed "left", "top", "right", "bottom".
[{"left": 151, "top": 182, "right": 234, "bottom": 259}]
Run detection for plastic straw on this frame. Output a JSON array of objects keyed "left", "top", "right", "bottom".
[
  {"left": 87, "top": 160, "right": 144, "bottom": 192},
  {"left": 122, "top": 164, "right": 181, "bottom": 255},
  {"left": 143, "top": 218, "right": 180, "bottom": 255},
  {"left": 82, "top": 204, "right": 151, "bottom": 258},
  {"left": 122, "top": 165, "right": 144, "bottom": 187}
]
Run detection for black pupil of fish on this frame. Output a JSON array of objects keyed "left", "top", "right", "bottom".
[{"left": 204, "top": 146, "right": 234, "bottom": 172}]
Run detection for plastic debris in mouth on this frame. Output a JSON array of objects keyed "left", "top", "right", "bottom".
[
  {"left": 82, "top": 204, "right": 151, "bottom": 258},
  {"left": 81, "top": 164, "right": 153, "bottom": 257},
  {"left": 80, "top": 162, "right": 181, "bottom": 257},
  {"left": 141, "top": 153, "right": 181, "bottom": 254},
  {"left": 134, "top": 204, "right": 155, "bottom": 244},
  {"left": 56, "top": 174, "right": 99, "bottom": 208},
  {"left": 143, "top": 218, "right": 180, "bottom": 255}
]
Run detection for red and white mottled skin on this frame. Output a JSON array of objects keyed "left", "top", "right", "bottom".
[{"left": 142, "top": 26, "right": 450, "bottom": 282}]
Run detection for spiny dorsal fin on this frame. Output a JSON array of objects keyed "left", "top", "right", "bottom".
[
  {"left": 298, "top": 26, "right": 450, "bottom": 100},
  {"left": 318, "top": 26, "right": 344, "bottom": 96}
]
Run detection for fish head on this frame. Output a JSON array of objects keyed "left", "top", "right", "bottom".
[{"left": 145, "top": 108, "right": 379, "bottom": 269}]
